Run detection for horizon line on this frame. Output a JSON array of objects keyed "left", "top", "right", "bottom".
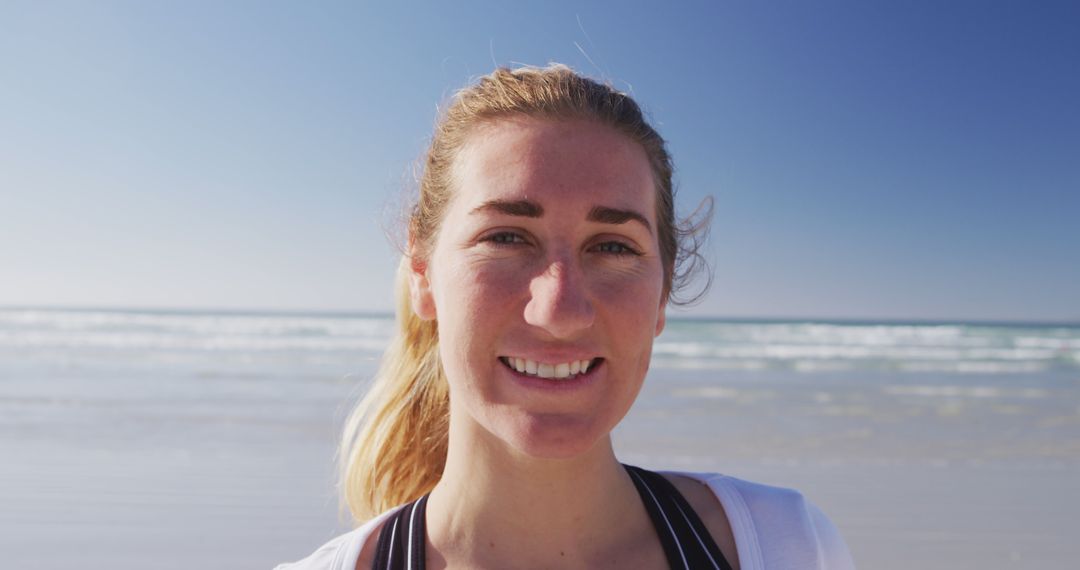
[{"left": 2, "top": 304, "right": 1077, "bottom": 329}]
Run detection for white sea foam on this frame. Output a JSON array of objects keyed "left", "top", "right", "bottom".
[
  {"left": 0, "top": 310, "right": 392, "bottom": 354},
  {"left": 883, "top": 385, "right": 1049, "bottom": 398},
  {"left": 0, "top": 330, "right": 389, "bottom": 353},
  {"left": 3, "top": 309, "right": 1077, "bottom": 373}
]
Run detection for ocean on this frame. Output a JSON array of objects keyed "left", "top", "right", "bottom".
[{"left": 2, "top": 308, "right": 1078, "bottom": 569}]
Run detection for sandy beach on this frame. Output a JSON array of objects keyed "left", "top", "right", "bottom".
[{"left": 2, "top": 309, "right": 1077, "bottom": 569}]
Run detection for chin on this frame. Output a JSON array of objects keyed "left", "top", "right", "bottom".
[{"left": 501, "top": 412, "right": 613, "bottom": 460}]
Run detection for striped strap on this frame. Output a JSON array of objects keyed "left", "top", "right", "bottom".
[
  {"left": 625, "top": 465, "right": 733, "bottom": 570},
  {"left": 372, "top": 494, "right": 428, "bottom": 570},
  {"left": 371, "top": 467, "right": 731, "bottom": 570}
]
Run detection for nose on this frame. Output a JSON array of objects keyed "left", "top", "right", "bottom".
[{"left": 523, "top": 258, "right": 595, "bottom": 339}]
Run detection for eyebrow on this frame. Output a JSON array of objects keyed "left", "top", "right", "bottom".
[
  {"left": 470, "top": 199, "right": 652, "bottom": 234},
  {"left": 470, "top": 199, "right": 543, "bottom": 218},
  {"left": 587, "top": 205, "right": 652, "bottom": 234}
]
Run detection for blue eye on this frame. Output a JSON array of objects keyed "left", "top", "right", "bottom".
[{"left": 596, "top": 241, "right": 640, "bottom": 256}]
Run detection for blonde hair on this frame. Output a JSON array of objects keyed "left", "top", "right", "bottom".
[{"left": 340, "top": 64, "right": 709, "bottom": 522}]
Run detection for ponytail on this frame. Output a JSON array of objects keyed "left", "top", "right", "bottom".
[{"left": 339, "top": 258, "right": 449, "bottom": 522}]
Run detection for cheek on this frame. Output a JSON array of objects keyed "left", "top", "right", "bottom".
[
  {"left": 594, "top": 267, "right": 665, "bottom": 322},
  {"left": 430, "top": 258, "right": 529, "bottom": 362},
  {"left": 594, "top": 269, "right": 664, "bottom": 381},
  {"left": 438, "top": 258, "right": 529, "bottom": 310}
]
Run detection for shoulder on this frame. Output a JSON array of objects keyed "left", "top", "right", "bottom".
[
  {"left": 662, "top": 473, "right": 740, "bottom": 568},
  {"left": 274, "top": 509, "right": 397, "bottom": 570},
  {"left": 273, "top": 529, "right": 359, "bottom": 570},
  {"left": 663, "top": 471, "right": 855, "bottom": 570}
]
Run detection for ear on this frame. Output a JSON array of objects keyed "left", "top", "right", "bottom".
[
  {"left": 654, "top": 298, "right": 667, "bottom": 337},
  {"left": 408, "top": 255, "right": 437, "bottom": 321}
]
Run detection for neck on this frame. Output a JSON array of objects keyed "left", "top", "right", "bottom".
[{"left": 425, "top": 417, "right": 649, "bottom": 568}]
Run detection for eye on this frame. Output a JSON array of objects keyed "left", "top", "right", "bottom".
[
  {"left": 480, "top": 231, "right": 528, "bottom": 247},
  {"left": 594, "top": 241, "right": 641, "bottom": 256}
]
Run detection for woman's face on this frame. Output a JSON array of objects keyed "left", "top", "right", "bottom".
[{"left": 410, "top": 117, "right": 667, "bottom": 459}]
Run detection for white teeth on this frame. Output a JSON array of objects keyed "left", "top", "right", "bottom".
[{"left": 503, "top": 357, "right": 597, "bottom": 380}]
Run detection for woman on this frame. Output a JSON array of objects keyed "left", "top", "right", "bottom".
[{"left": 279, "top": 65, "right": 854, "bottom": 570}]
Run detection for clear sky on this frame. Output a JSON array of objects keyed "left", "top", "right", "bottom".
[{"left": 2, "top": 1, "right": 1077, "bottom": 322}]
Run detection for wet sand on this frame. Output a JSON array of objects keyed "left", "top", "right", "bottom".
[{"left": 2, "top": 356, "right": 1078, "bottom": 568}]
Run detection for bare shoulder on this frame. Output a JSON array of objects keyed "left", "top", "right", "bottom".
[{"left": 662, "top": 473, "right": 740, "bottom": 570}]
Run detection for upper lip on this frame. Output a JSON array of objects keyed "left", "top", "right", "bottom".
[{"left": 498, "top": 350, "right": 602, "bottom": 364}]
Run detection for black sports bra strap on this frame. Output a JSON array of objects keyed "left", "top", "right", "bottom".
[
  {"left": 372, "top": 504, "right": 400, "bottom": 570},
  {"left": 624, "top": 465, "right": 734, "bottom": 570},
  {"left": 371, "top": 468, "right": 731, "bottom": 570},
  {"left": 371, "top": 495, "right": 428, "bottom": 570},
  {"left": 407, "top": 495, "right": 429, "bottom": 569},
  {"left": 626, "top": 465, "right": 690, "bottom": 568}
]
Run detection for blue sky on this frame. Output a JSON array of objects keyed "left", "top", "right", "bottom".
[{"left": 2, "top": 1, "right": 1077, "bottom": 322}]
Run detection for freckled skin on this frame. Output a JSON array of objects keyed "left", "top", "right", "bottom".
[
  {"left": 381, "top": 116, "right": 746, "bottom": 570},
  {"left": 411, "top": 117, "right": 667, "bottom": 459}
]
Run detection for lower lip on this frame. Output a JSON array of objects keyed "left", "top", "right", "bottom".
[{"left": 500, "top": 358, "right": 603, "bottom": 392}]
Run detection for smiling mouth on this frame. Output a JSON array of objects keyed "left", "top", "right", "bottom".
[{"left": 499, "top": 356, "right": 603, "bottom": 380}]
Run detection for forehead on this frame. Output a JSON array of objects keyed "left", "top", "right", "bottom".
[{"left": 451, "top": 117, "right": 656, "bottom": 214}]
